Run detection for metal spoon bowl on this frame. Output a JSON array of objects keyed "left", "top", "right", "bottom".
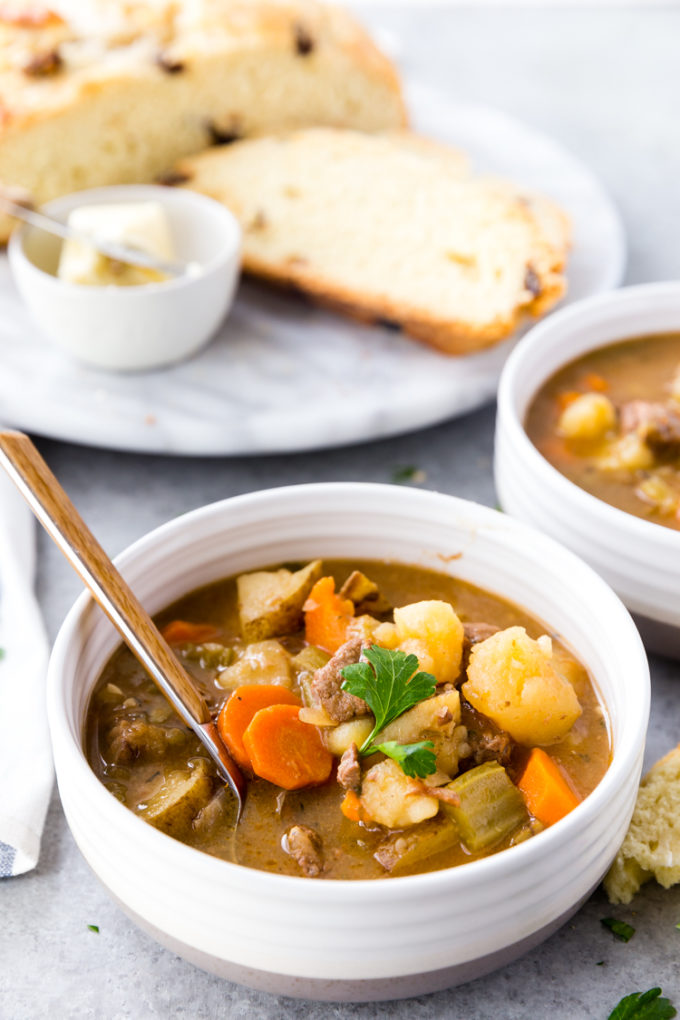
[{"left": 0, "top": 430, "right": 245, "bottom": 817}]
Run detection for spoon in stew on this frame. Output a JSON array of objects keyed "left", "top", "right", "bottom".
[{"left": 0, "top": 430, "right": 246, "bottom": 818}]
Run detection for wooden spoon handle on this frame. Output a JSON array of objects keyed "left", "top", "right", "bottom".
[{"left": 0, "top": 430, "right": 211, "bottom": 722}]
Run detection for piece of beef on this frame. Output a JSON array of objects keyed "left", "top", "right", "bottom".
[
  {"left": 337, "top": 743, "right": 361, "bottom": 791},
  {"left": 459, "top": 698, "right": 518, "bottom": 776},
  {"left": 310, "top": 637, "right": 370, "bottom": 722},
  {"left": 108, "top": 717, "right": 188, "bottom": 764},
  {"left": 284, "top": 825, "right": 324, "bottom": 877},
  {"left": 461, "top": 622, "right": 500, "bottom": 674},
  {"left": 619, "top": 400, "right": 680, "bottom": 454}
]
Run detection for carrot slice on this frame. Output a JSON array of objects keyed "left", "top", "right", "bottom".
[
  {"left": 162, "top": 620, "right": 219, "bottom": 644},
  {"left": 517, "top": 748, "right": 581, "bottom": 827},
  {"left": 217, "top": 684, "right": 301, "bottom": 771},
  {"left": 557, "top": 390, "right": 583, "bottom": 411},
  {"left": 303, "top": 576, "right": 355, "bottom": 654},
  {"left": 340, "top": 790, "right": 373, "bottom": 824},
  {"left": 243, "top": 704, "right": 333, "bottom": 790},
  {"left": 585, "top": 372, "right": 609, "bottom": 393}
]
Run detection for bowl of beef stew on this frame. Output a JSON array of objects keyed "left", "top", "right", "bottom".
[
  {"left": 496, "top": 282, "right": 680, "bottom": 657},
  {"left": 47, "top": 483, "right": 648, "bottom": 1000}
]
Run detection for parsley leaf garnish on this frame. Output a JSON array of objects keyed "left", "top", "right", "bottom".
[
  {"left": 391, "top": 465, "right": 425, "bottom": 485},
  {"left": 608, "top": 987, "right": 676, "bottom": 1020},
  {"left": 87, "top": 924, "right": 99, "bottom": 934},
  {"left": 0, "top": 648, "right": 5, "bottom": 660},
  {"left": 341, "top": 646, "right": 437, "bottom": 778},
  {"left": 602, "top": 917, "right": 636, "bottom": 942},
  {"left": 371, "top": 740, "right": 437, "bottom": 778}
]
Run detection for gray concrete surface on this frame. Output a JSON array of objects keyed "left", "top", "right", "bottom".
[{"left": 3, "top": 5, "right": 680, "bottom": 1018}]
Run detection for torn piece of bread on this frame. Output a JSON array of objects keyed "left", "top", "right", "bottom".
[
  {"left": 177, "top": 128, "right": 569, "bottom": 354},
  {"left": 0, "top": 0, "right": 406, "bottom": 241},
  {"left": 604, "top": 744, "right": 680, "bottom": 904}
]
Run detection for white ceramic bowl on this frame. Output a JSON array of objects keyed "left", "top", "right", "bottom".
[
  {"left": 47, "top": 483, "right": 648, "bottom": 1001},
  {"left": 496, "top": 282, "right": 680, "bottom": 657},
  {"left": 8, "top": 184, "right": 241, "bottom": 371}
]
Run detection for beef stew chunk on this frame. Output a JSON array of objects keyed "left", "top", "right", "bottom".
[{"left": 86, "top": 559, "right": 610, "bottom": 880}]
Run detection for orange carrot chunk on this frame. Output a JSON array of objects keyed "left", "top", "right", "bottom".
[
  {"left": 557, "top": 390, "right": 583, "bottom": 411},
  {"left": 517, "top": 747, "right": 581, "bottom": 827},
  {"left": 340, "top": 790, "right": 372, "bottom": 825},
  {"left": 162, "top": 620, "right": 220, "bottom": 644},
  {"left": 217, "top": 684, "right": 302, "bottom": 771},
  {"left": 303, "top": 576, "right": 355, "bottom": 654},
  {"left": 585, "top": 372, "right": 610, "bottom": 393},
  {"left": 242, "top": 704, "right": 333, "bottom": 790}
]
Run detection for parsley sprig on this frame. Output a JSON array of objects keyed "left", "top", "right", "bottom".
[
  {"left": 601, "top": 917, "right": 636, "bottom": 942},
  {"left": 608, "top": 987, "right": 676, "bottom": 1020},
  {"left": 341, "top": 646, "right": 437, "bottom": 779}
]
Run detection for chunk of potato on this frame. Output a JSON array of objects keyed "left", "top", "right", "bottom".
[
  {"left": 216, "top": 639, "right": 292, "bottom": 690},
  {"left": 237, "top": 560, "right": 323, "bottom": 641},
  {"left": 377, "top": 690, "right": 466, "bottom": 777},
  {"left": 323, "top": 716, "right": 374, "bottom": 757},
  {"left": 360, "top": 759, "right": 439, "bottom": 829},
  {"left": 462, "top": 627, "right": 582, "bottom": 746},
  {"left": 558, "top": 392, "right": 616, "bottom": 440},
  {"left": 596, "top": 434, "right": 654, "bottom": 472},
  {"left": 391, "top": 600, "right": 464, "bottom": 685},
  {"left": 141, "top": 762, "right": 213, "bottom": 839}
]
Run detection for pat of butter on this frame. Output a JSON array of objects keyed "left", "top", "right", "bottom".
[{"left": 57, "top": 201, "right": 175, "bottom": 286}]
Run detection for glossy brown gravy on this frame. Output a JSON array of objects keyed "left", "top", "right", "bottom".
[
  {"left": 526, "top": 332, "right": 680, "bottom": 529},
  {"left": 85, "top": 560, "right": 610, "bottom": 879}
]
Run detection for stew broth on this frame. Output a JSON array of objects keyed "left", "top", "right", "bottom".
[
  {"left": 86, "top": 560, "right": 610, "bottom": 880},
  {"left": 526, "top": 332, "right": 680, "bottom": 529}
]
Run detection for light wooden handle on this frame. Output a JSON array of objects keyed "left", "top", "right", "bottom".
[{"left": 0, "top": 430, "right": 210, "bottom": 724}]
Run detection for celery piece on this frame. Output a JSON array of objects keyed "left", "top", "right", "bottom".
[
  {"left": 443, "top": 762, "right": 528, "bottom": 852},
  {"left": 184, "top": 642, "right": 234, "bottom": 670},
  {"left": 291, "top": 645, "right": 331, "bottom": 674},
  {"left": 375, "top": 816, "right": 461, "bottom": 873}
]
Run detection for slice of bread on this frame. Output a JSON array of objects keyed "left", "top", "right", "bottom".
[
  {"left": 0, "top": 0, "right": 405, "bottom": 241},
  {"left": 177, "top": 128, "right": 569, "bottom": 354},
  {"left": 604, "top": 744, "right": 680, "bottom": 904}
]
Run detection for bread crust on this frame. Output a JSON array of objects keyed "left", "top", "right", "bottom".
[
  {"left": 0, "top": 0, "right": 406, "bottom": 241},
  {"left": 240, "top": 253, "right": 566, "bottom": 355},
  {"left": 604, "top": 743, "right": 680, "bottom": 904},
  {"left": 178, "top": 127, "right": 570, "bottom": 355}
]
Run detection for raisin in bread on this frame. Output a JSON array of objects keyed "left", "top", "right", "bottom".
[
  {"left": 604, "top": 744, "right": 680, "bottom": 904},
  {"left": 0, "top": 0, "right": 405, "bottom": 241},
  {"left": 177, "top": 127, "right": 570, "bottom": 354}
]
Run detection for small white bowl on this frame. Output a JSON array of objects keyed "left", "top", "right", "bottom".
[
  {"left": 8, "top": 184, "right": 241, "bottom": 371},
  {"left": 496, "top": 282, "right": 680, "bottom": 657},
  {"left": 47, "top": 483, "right": 648, "bottom": 1001}
]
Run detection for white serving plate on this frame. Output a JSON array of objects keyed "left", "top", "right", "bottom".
[
  {"left": 0, "top": 81, "right": 625, "bottom": 456},
  {"left": 48, "top": 484, "right": 648, "bottom": 1001}
]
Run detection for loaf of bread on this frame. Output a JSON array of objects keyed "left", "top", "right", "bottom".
[
  {"left": 177, "top": 128, "right": 569, "bottom": 354},
  {"left": 604, "top": 744, "right": 680, "bottom": 904},
  {"left": 0, "top": 0, "right": 405, "bottom": 241}
]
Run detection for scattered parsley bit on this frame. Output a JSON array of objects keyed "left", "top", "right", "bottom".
[
  {"left": 596, "top": 961, "right": 605, "bottom": 966},
  {"left": 87, "top": 924, "right": 99, "bottom": 934},
  {"left": 676, "top": 921, "right": 680, "bottom": 931},
  {"left": 391, "top": 465, "right": 426, "bottom": 485},
  {"left": 0, "top": 647, "right": 5, "bottom": 660},
  {"left": 607, "top": 987, "right": 676, "bottom": 1020},
  {"left": 602, "top": 917, "right": 636, "bottom": 942},
  {"left": 371, "top": 739, "right": 437, "bottom": 779},
  {"left": 341, "top": 646, "right": 437, "bottom": 778}
]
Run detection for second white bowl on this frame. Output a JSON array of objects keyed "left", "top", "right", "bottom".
[{"left": 496, "top": 282, "right": 680, "bottom": 656}]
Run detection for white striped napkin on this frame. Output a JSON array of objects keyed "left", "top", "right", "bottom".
[{"left": 0, "top": 467, "right": 52, "bottom": 877}]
